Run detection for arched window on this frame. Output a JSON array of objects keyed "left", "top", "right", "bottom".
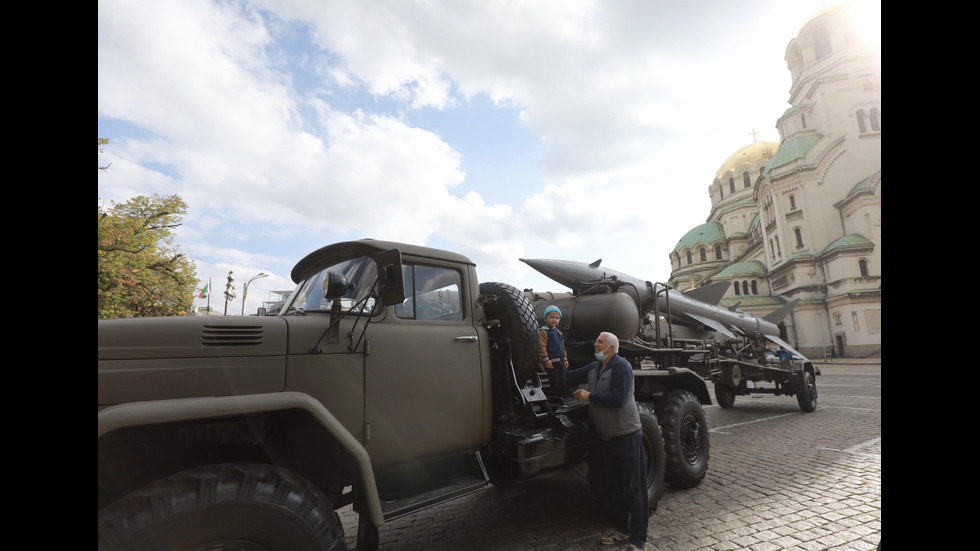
[
  {"left": 789, "top": 195, "right": 797, "bottom": 210},
  {"left": 699, "top": 248, "right": 707, "bottom": 262},
  {"left": 775, "top": 236, "right": 782, "bottom": 257},
  {"left": 715, "top": 245, "right": 723, "bottom": 260},
  {"left": 794, "top": 228, "right": 804, "bottom": 248},
  {"left": 734, "top": 281, "right": 741, "bottom": 295},
  {"left": 857, "top": 109, "right": 868, "bottom": 133},
  {"left": 743, "top": 172, "right": 751, "bottom": 188},
  {"left": 870, "top": 107, "right": 880, "bottom": 131},
  {"left": 751, "top": 281, "right": 758, "bottom": 295},
  {"left": 729, "top": 178, "right": 736, "bottom": 194},
  {"left": 686, "top": 251, "right": 693, "bottom": 265},
  {"left": 859, "top": 259, "right": 870, "bottom": 277}
]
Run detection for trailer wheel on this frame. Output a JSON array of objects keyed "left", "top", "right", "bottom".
[
  {"left": 656, "top": 390, "right": 709, "bottom": 489},
  {"left": 479, "top": 281, "right": 540, "bottom": 383},
  {"left": 585, "top": 403, "right": 666, "bottom": 515},
  {"left": 796, "top": 371, "right": 818, "bottom": 413},
  {"left": 714, "top": 383, "right": 736, "bottom": 409},
  {"left": 98, "top": 462, "right": 346, "bottom": 551}
]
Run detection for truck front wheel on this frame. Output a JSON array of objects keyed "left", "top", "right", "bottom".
[
  {"left": 656, "top": 390, "right": 709, "bottom": 490},
  {"left": 98, "top": 462, "right": 346, "bottom": 551}
]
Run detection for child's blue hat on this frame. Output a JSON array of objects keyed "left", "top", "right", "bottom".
[{"left": 544, "top": 305, "right": 562, "bottom": 318}]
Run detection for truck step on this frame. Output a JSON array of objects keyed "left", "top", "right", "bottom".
[{"left": 379, "top": 473, "right": 489, "bottom": 521}]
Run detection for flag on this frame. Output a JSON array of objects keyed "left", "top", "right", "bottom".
[{"left": 198, "top": 282, "right": 210, "bottom": 298}]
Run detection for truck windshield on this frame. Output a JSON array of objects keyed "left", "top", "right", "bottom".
[{"left": 281, "top": 256, "right": 379, "bottom": 315}]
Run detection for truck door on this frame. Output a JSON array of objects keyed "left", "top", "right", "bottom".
[{"left": 363, "top": 262, "right": 486, "bottom": 467}]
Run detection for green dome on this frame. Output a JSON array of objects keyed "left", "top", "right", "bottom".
[{"left": 673, "top": 222, "right": 725, "bottom": 252}]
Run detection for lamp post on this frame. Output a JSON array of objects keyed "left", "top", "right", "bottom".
[
  {"left": 242, "top": 272, "right": 268, "bottom": 316},
  {"left": 223, "top": 271, "right": 236, "bottom": 316}
]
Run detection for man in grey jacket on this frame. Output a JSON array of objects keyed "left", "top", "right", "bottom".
[{"left": 568, "top": 332, "right": 648, "bottom": 551}]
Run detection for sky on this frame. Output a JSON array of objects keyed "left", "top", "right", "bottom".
[{"left": 98, "top": 0, "right": 877, "bottom": 316}]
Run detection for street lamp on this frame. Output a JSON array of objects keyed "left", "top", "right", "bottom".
[
  {"left": 223, "top": 271, "right": 236, "bottom": 316},
  {"left": 242, "top": 272, "right": 269, "bottom": 316}
]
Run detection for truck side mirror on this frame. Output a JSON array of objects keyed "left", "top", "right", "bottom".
[
  {"left": 376, "top": 248, "right": 405, "bottom": 306},
  {"left": 256, "top": 307, "right": 267, "bottom": 316}
]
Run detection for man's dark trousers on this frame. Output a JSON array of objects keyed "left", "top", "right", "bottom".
[{"left": 603, "top": 429, "right": 648, "bottom": 547}]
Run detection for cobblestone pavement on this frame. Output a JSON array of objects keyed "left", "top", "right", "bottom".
[{"left": 339, "top": 361, "right": 881, "bottom": 550}]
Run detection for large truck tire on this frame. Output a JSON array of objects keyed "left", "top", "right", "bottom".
[
  {"left": 796, "top": 371, "right": 818, "bottom": 413},
  {"left": 97, "top": 462, "right": 346, "bottom": 551},
  {"left": 585, "top": 403, "right": 666, "bottom": 515},
  {"left": 480, "top": 281, "right": 540, "bottom": 384},
  {"left": 656, "top": 390, "right": 710, "bottom": 489}
]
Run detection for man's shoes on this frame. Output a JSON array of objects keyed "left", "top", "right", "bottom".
[{"left": 599, "top": 530, "right": 629, "bottom": 545}]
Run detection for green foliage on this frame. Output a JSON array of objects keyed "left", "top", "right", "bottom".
[{"left": 98, "top": 194, "right": 198, "bottom": 319}]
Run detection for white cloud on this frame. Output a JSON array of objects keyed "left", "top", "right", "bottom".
[{"left": 99, "top": 0, "right": 836, "bottom": 314}]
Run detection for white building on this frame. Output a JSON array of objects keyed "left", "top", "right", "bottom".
[{"left": 668, "top": 3, "right": 880, "bottom": 359}]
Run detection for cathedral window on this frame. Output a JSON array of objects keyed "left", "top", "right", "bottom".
[
  {"left": 734, "top": 282, "right": 741, "bottom": 295},
  {"left": 789, "top": 195, "right": 797, "bottom": 210},
  {"left": 686, "top": 251, "right": 693, "bottom": 265},
  {"left": 751, "top": 280, "right": 758, "bottom": 295},
  {"left": 715, "top": 245, "right": 723, "bottom": 260},
  {"left": 869, "top": 107, "right": 880, "bottom": 131},
  {"left": 743, "top": 172, "right": 751, "bottom": 188},
  {"left": 859, "top": 259, "right": 870, "bottom": 277},
  {"left": 794, "top": 227, "right": 804, "bottom": 248},
  {"left": 857, "top": 109, "right": 867, "bottom": 133},
  {"left": 729, "top": 178, "right": 736, "bottom": 194},
  {"left": 699, "top": 247, "right": 707, "bottom": 262}
]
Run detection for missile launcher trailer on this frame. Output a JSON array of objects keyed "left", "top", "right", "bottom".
[
  {"left": 521, "top": 258, "right": 820, "bottom": 413},
  {"left": 98, "top": 239, "right": 712, "bottom": 551}
]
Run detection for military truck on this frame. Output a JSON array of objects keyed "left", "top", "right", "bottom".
[{"left": 98, "top": 239, "right": 712, "bottom": 551}]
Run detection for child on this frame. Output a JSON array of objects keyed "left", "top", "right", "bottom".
[{"left": 538, "top": 305, "right": 570, "bottom": 400}]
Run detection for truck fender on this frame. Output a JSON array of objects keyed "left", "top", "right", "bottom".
[{"left": 98, "top": 391, "right": 386, "bottom": 528}]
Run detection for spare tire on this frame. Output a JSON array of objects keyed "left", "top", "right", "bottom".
[{"left": 479, "top": 282, "right": 540, "bottom": 384}]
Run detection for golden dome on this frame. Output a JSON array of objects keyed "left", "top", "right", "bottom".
[{"left": 715, "top": 140, "right": 779, "bottom": 180}]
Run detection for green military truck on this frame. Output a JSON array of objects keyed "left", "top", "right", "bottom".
[{"left": 98, "top": 239, "right": 712, "bottom": 551}]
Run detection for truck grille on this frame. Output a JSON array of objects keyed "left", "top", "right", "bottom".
[{"left": 201, "top": 325, "right": 264, "bottom": 346}]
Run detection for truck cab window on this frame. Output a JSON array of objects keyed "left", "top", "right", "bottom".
[{"left": 395, "top": 264, "right": 462, "bottom": 321}]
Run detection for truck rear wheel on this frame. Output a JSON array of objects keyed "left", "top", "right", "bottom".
[
  {"left": 479, "top": 281, "right": 540, "bottom": 384},
  {"left": 98, "top": 462, "right": 346, "bottom": 551},
  {"left": 656, "top": 390, "right": 709, "bottom": 489}
]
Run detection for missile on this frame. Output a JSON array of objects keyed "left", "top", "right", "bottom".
[{"left": 520, "top": 257, "right": 797, "bottom": 342}]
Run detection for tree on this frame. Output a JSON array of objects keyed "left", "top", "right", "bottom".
[{"left": 98, "top": 194, "right": 198, "bottom": 319}]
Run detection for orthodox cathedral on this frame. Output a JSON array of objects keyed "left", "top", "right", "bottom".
[{"left": 667, "top": 3, "right": 880, "bottom": 359}]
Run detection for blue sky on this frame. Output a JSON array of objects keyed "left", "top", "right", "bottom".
[{"left": 98, "top": 0, "right": 876, "bottom": 315}]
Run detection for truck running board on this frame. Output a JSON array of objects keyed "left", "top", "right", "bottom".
[{"left": 379, "top": 452, "right": 490, "bottom": 521}]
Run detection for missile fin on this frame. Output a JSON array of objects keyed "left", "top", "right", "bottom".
[
  {"left": 589, "top": 259, "right": 602, "bottom": 268},
  {"left": 763, "top": 299, "right": 800, "bottom": 323},
  {"left": 686, "top": 312, "right": 738, "bottom": 339},
  {"left": 728, "top": 302, "right": 742, "bottom": 312},
  {"left": 683, "top": 281, "right": 731, "bottom": 305}
]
